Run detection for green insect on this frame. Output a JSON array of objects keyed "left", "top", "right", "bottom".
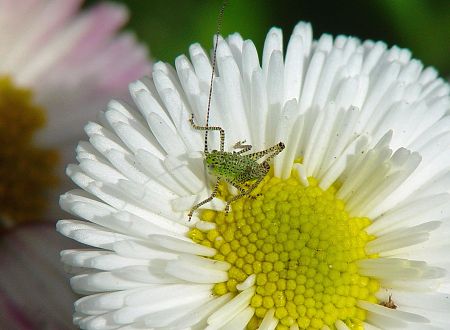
[
  {"left": 188, "top": 116, "right": 285, "bottom": 220},
  {"left": 187, "top": 1, "right": 285, "bottom": 221}
]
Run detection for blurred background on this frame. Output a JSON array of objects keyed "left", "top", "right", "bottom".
[{"left": 87, "top": 0, "right": 450, "bottom": 76}]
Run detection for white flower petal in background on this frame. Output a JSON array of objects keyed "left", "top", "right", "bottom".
[
  {"left": 0, "top": 0, "right": 151, "bottom": 147},
  {"left": 59, "top": 22, "right": 450, "bottom": 329}
]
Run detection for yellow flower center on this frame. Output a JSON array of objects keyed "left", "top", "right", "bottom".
[
  {"left": 0, "top": 76, "right": 59, "bottom": 228},
  {"left": 189, "top": 172, "right": 380, "bottom": 329}
]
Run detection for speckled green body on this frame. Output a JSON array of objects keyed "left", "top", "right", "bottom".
[{"left": 206, "top": 150, "right": 265, "bottom": 183}]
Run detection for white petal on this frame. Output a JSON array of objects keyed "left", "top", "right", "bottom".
[{"left": 207, "top": 287, "right": 255, "bottom": 326}]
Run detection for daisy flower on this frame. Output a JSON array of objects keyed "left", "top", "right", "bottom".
[
  {"left": 58, "top": 22, "right": 450, "bottom": 329},
  {"left": 0, "top": 0, "right": 151, "bottom": 226}
]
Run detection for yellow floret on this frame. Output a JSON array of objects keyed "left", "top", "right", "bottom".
[
  {"left": 192, "top": 172, "right": 380, "bottom": 328},
  {"left": 0, "top": 77, "right": 58, "bottom": 226}
]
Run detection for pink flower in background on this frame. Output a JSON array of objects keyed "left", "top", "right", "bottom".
[
  {"left": 0, "top": 0, "right": 151, "bottom": 225},
  {"left": 0, "top": 0, "right": 150, "bottom": 148},
  {"left": 0, "top": 224, "right": 80, "bottom": 329},
  {"left": 0, "top": 1, "right": 151, "bottom": 328}
]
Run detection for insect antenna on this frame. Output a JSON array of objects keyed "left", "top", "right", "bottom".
[{"left": 204, "top": 0, "right": 228, "bottom": 155}]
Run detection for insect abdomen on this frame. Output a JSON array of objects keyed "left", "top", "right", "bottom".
[{"left": 207, "top": 152, "right": 259, "bottom": 182}]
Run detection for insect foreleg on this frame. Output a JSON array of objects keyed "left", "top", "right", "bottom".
[
  {"left": 188, "top": 178, "right": 221, "bottom": 221},
  {"left": 248, "top": 142, "right": 285, "bottom": 161},
  {"left": 189, "top": 114, "right": 225, "bottom": 152}
]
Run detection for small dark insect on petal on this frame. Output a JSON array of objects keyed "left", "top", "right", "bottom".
[{"left": 380, "top": 295, "right": 397, "bottom": 309}]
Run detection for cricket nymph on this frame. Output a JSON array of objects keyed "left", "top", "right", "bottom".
[
  {"left": 186, "top": 0, "right": 285, "bottom": 221},
  {"left": 188, "top": 114, "right": 285, "bottom": 220}
]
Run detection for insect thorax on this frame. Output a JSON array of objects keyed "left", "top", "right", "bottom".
[{"left": 205, "top": 150, "right": 262, "bottom": 183}]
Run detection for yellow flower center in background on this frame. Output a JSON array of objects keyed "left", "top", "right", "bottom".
[
  {"left": 0, "top": 77, "right": 58, "bottom": 228},
  {"left": 190, "top": 174, "right": 380, "bottom": 330}
]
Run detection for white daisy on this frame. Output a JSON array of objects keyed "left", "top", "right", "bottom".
[
  {"left": 0, "top": 0, "right": 151, "bottom": 225},
  {"left": 58, "top": 22, "right": 450, "bottom": 329}
]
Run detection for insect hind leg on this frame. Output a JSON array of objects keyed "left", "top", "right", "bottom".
[
  {"left": 233, "top": 140, "right": 252, "bottom": 154},
  {"left": 189, "top": 114, "right": 225, "bottom": 152},
  {"left": 248, "top": 142, "right": 285, "bottom": 161}
]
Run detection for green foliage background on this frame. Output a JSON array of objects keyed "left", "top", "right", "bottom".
[{"left": 87, "top": 0, "right": 449, "bottom": 76}]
